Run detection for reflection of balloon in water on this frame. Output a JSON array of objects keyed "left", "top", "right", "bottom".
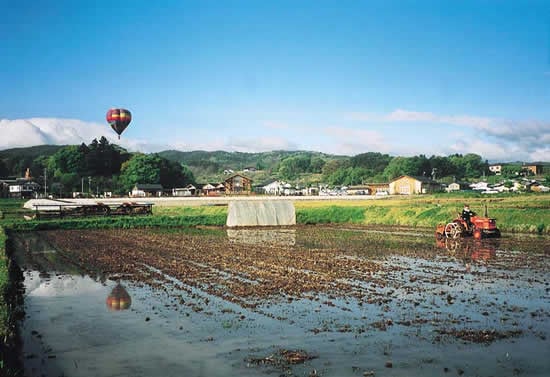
[
  {"left": 106, "top": 108, "right": 132, "bottom": 139},
  {"left": 106, "top": 283, "right": 132, "bottom": 311}
]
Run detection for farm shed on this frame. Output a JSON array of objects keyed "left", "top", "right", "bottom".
[
  {"left": 389, "top": 175, "right": 441, "bottom": 195},
  {"left": 131, "top": 184, "right": 163, "bottom": 197},
  {"left": 364, "top": 183, "right": 390, "bottom": 195},
  {"left": 172, "top": 184, "right": 197, "bottom": 197}
]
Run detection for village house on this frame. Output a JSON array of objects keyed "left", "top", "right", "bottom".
[
  {"left": 389, "top": 175, "right": 441, "bottom": 195},
  {"left": 131, "top": 184, "right": 163, "bottom": 197},
  {"left": 172, "top": 184, "right": 197, "bottom": 197},
  {"left": 445, "top": 181, "right": 469, "bottom": 192},
  {"left": 1, "top": 168, "right": 42, "bottom": 199},
  {"left": 1, "top": 178, "right": 41, "bottom": 199},
  {"left": 521, "top": 164, "right": 544, "bottom": 176},
  {"left": 262, "top": 180, "right": 285, "bottom": 195},
  {"left": 489, "top": 164, "right": 503, "bottom": 175},
  {"left": 201, "top": 183, "right": 217, "bottom": 196},
  {"left": 224, "top": 173, "right": 252, "bottom": 194}
]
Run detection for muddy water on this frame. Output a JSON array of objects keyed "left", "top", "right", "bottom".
[{"left": 10, "top": 226, "right": 550, "bottom": 377}]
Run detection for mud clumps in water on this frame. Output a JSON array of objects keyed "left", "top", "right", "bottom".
[
  {"left": 39, "top": 228, "right": 385, "bottom": 307},
  {"left": 435, "top": 328, "right": 523, "bottom": 344},
  {"left": 246, "top": 348, "right": 317, "bottom": 369}
]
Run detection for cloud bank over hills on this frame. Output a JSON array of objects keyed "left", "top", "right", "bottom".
[
  {"left": 0, "top": 118, "right": 164, "bottom": 154},
  {"left": 0, "top": 116, "right": 548, "bottom": 162}
]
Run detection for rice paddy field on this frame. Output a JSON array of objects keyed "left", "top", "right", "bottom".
[
  {"left": 7, "top": 224, "right": 550, "bottom": 377},
  {"left": 0, "top": 194, "right": 549, "bottom": 377}
]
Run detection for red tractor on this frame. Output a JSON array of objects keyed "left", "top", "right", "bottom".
[{"left": 435, "top": 205, "right": 501, "bottom": 239}]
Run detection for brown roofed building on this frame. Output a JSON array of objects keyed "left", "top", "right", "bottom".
[{"left": 224, "top": 173, "right": 252, "bottom": 194}]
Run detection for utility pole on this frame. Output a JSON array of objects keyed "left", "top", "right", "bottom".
[
  {"left": 81, "top": 177, "right": 84, "bottom": 195},
  {"left": 44, "top": 168, "right": 47, "bottom": 197},
  {"left": 88, "top": 176, "right": 92, "bottom": 197}
]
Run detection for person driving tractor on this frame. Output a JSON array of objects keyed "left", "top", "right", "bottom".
[{"left": 461, "top": 204, "right": 476, "bottom": 229}]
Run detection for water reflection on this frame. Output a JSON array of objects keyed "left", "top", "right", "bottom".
[
  {"left": 106, "top": 283, "right": 132, "bottom": 311},
  {"left": 24, "top": 270, "right": 105, "bottom": 297},
  {"left": 436, "top": 238, "right": 498, "bottom": 263},
  {"left": 226, "top": 228, "right": 296, "bottom": 246}
]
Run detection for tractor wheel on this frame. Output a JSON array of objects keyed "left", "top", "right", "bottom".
[
  {"left": 473, "top": 229, "right": 482, "bottom": 240},
  {"left": 444, "top": 222, "right": 463, "bottom": 239}
]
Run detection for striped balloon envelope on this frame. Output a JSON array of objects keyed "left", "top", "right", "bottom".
[{"left": 106, "top": 108, "right": 132, "bottom": 139}]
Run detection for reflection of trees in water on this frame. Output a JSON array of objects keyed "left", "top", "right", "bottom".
[
  {"left": 11, "top": 232, "right": 85, "bottom": 276},
  {"left": 106, "top": 283, "right": 132, "bottom": 311},
  {"left": 226, "top": 228, "right": 296, "bottom": 246}
]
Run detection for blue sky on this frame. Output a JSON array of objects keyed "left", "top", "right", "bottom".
[{"left": 1, "top": 0, "right": 549, "bottom": 162}]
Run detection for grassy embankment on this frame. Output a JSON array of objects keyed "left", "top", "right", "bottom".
[
  {"left": 1, "top": 194, "right": 548, "bottom": 233},
  {"left": 0, "top": 226, "right": 8, "bottom": 339},
  {"left": 0, "top": 225, "right": 22, "bottom": 376},
  {"left": 294, "top": 193, "right": 550, "bottom": 234},
  {"left": 158, "top": 193, "right": 550, "bottom": 234}
]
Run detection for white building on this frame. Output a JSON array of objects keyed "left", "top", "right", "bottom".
[
  {"left": 489, "top": 165, "right": 502, "bottom": 175},
  {"left": 262, "top": 181, "right": 285, "bottom": 195}
]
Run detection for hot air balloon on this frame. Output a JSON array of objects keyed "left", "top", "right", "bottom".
[
  {"left": 106, "top": 108, "right": 132, "bottom": 139},
  {"left": 106, "top": 283, "right": 132, "bottom": 311}
]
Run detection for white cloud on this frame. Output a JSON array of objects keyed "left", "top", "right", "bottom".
[
  {"left": 321, "top": 127, "right": 392, "bottom": 155},
  {"left": 224, "top": 136, "right": 299, "bottom": 152},
  {"left": 163, "top": 135, "right": 300, "bottom": 153},
  {"left": 346, "top": 109, "right": 550, "bottom": 162},
  {"left": 1, "top": 118, "right": 120, "bottom": 149},
  {"left": 347, "top": 109, "right": 493, "bottom": 128},
  {"left": 0, "top": 118, "right": 173, "bottom": 153},
  {"left": 447, "top": 139, "right": 511, "bottom": 160},
  {"left": 1, "top": 116, "right": 548, "bottom": 162}
]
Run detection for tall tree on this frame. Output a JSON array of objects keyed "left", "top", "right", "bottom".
[
  {"left": 350, "top": 152, "right": 392, "bottom": 173},
  {"left": 119, "top": 154, "right": 195, "bottom": 192}
]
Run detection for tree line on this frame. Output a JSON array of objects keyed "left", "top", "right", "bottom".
[
  {"left": 0, "top": 137, "right": 195, "bottom": 196},
  {"left": 0, "top": 139, "right": 545, "bottom": 196},
  {"left": 276, "top": 152, "right": 491, "bottom": 185}
]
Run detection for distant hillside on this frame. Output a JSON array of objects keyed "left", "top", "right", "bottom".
[
  {"left": 0, "top": 145, "right": 66, "bottom": 177},
  {"left": 157, "top": 150, "right": 346, "bottom": 181}
]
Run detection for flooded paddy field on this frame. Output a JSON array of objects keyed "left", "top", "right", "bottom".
[{"left": 9, "top": 225, "right": 550, "bottom": 377}]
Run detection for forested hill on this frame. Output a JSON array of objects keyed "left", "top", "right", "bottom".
[
  {"left": 2, "top": 143, "right": 547, "bottom": 192},
  {"left": 0, "top": 145, "right": 65, "bottom": 178},
  {"left": 157, "top": 150, "right": 345, "bottom": 176}
]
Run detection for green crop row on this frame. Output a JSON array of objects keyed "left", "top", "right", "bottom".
[
  {"left": 0, "top": 227, "right": 7, "bottom": 341},
  {"left": 0, "top": 226, "right": 22, "bottom": 376},
  {"left": 6, "top": 213, "right": 227, "bottom": 232}
]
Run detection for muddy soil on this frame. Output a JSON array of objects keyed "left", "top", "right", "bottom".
[{"left": 10, "top": 225, "right": 550, "bottom": 377}]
